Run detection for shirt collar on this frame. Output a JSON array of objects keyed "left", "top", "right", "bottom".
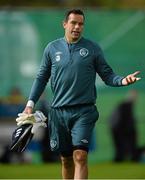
[{"left": 63, "top": 36, "right": 82, "bottom": 44}]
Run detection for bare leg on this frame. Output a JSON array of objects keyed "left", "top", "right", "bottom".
[
  {"left": 73, "top": 149, "right": 88, "bottom": 179},
  {"left": 61, "top": 156, "right": 74, "bottom": 179}
]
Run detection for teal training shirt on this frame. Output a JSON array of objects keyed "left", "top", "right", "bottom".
[{"left": 29, "top": 37, "right": 123, "bottom": 107}]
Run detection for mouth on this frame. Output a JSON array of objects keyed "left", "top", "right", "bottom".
[{"left": 72, "top": 31, "right": 80, "bottom": 36}]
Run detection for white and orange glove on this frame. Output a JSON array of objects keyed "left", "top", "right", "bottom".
[{"left": 16, "top": 111, "right": 47, "bottom": 134}]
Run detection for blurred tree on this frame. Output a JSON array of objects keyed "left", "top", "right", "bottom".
[
  {"left": 0, "top": 0, "right": 145, "bottom": 8},
  {"left": 119, "top": 0, "right": 145, "bottom": 8}
]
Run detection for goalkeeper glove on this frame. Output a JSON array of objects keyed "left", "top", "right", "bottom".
[{"left": 10, "top": 111, "right": 47, "bottom": 152}]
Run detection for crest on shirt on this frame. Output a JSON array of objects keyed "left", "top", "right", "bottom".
[
  {"left": 55, "top": 51, "right": 62, "bottom": 62},
  {"left": 80, "top": 48, "right": 89, "bottom": 57},
  {"left": 50, "top": 140, "right": 57, "bottom": 149}
]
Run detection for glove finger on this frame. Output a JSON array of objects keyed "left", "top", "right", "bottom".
[
  {"left": 22, "top": 120, "right": 34, "bottom": 125},
  {"left": 31, "top": 123, "right": 40, "bottom": 134},
  {"left": 27, "top": 116, "right": 36, "bottom": 123},
  {"left": 17, "top": 121, "right": 23, "bottom": 126},
  {"left": 41, "top": 122, "right": 47, "bottom": 128},
  {"left": 18, "top": 113, "right": 26, "bottom": 116},
  {"left": 16, "top": 115, "right": 35, "bottom": 122},
  {"left": 34, "top": 111, "right": 47, "bottom": 122},
  {"left": 18, "top": 113, "right": 29, "bottom": 118},
  {"left": 31, "top": 122, "right": 47, "bottom": 134},
  {"left": 17, "top": 119, "right": 34, "bottom": 126},
  {"left": 18, "top": 113, "right": 33, "bottom": 118},
  {"left": 16, "top": 116, "right": 35, "bottom": 126},
  {"left": 37, "top": 112, "right": 47, "bottom": 120},
  {"left": 16, "top": 116, "right": 28, "bottom": 122}
]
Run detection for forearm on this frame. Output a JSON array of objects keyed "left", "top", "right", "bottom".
[
  {"left": 99, "top": 70, "right": 124, "bottom": 87},
  {"left": 28, "top": 77, "right": 48, "bottom": 106}
]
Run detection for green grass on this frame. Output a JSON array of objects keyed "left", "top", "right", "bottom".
[{"left": 0, "top": 162, "right": 145, "bottom": 179}]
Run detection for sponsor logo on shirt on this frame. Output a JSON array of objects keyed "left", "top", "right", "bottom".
[
  {"left": 81, "top": 139, "right": 88, "bottom": 144},
  {"left": 80, "top": 48, "right": 89, "bottom": 57},
  {"left": 50, "top": 139, "right": 57, "bottom": 149},
  {"left": 55, "top": 51, "right": 62, "bottom": 62}
]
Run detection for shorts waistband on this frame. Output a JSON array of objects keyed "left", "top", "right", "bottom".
[{"left": 52, "top": 103, "right": 94, "bottom": 109}]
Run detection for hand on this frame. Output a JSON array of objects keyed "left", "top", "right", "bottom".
[
  {"left": 23, "top": 106, "right": 33, "bottom": 114},
  {"left": 122, "top": 71, "right": 141, "bottom": 85},
  {"left": 16, "top": 113, "right": 35, "bottom": 126},
  {"left": 16, "top": 111, "right": 47, "bottom": 133}
]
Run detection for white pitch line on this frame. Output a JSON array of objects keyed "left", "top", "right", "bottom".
[{"left": 100, "top": 11, "right": 145, "bottom": 50}]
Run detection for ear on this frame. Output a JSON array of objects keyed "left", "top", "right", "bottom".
[{"left": 63, "top": 21, "right": 67, "bottom": 29}]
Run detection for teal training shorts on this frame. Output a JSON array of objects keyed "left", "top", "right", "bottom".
[{"left": 48, "top": 104, "right": 99, "bottom": 156}]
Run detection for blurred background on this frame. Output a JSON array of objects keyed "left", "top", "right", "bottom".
[{"left": 0, "top": 0, "right": 145, "bottom": 179}]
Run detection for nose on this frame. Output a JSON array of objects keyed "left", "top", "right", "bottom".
[{"left": 75, "top": 23, "right": 80, "bottom": 29}]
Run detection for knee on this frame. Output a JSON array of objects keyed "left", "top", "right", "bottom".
[
  {"left": 61, "top": 156, "right": 74, "bottom": 169},
  {"left": 73, "top": 150, "right": 88, "bottom": 165}
]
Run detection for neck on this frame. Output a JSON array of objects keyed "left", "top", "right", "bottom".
[{"left": 65, "top": 36, "right": 81, "bottom": 44}]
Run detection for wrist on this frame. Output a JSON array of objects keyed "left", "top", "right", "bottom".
[{"left": 26, "top": 100, "right": 35, "bottom": 108}]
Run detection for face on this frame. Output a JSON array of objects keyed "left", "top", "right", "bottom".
[{"left": 63, "top": 13, "right": 84, "bottom": 43}]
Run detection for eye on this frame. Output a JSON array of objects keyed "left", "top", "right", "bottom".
[
  {"left": 79, "top": 22, "right": 84, "bottom": 26},
  {"left": 71, "top": 21, "right": 77, "bottom": 25},
  {"left": 70, "top": 21, "right": 84, "bottom": 26}
]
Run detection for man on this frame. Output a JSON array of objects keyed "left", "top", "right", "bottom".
[
  {"left": 109, "top": 90, "right": 143, "bottom": 162},
  {"left": 24, "top": 9, "right": 141, "bottom": 179}
]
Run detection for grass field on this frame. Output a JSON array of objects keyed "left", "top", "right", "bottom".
[{"left": 0, "top": 162, "right": 145, "bottom": 179}]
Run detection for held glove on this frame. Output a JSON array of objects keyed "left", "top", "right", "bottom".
[
  {"left": 16, "top": 111, "right": 47, "bottom": 133},
  {"left": 10, "top": 111, "right": 47, "bottom": 152}
]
